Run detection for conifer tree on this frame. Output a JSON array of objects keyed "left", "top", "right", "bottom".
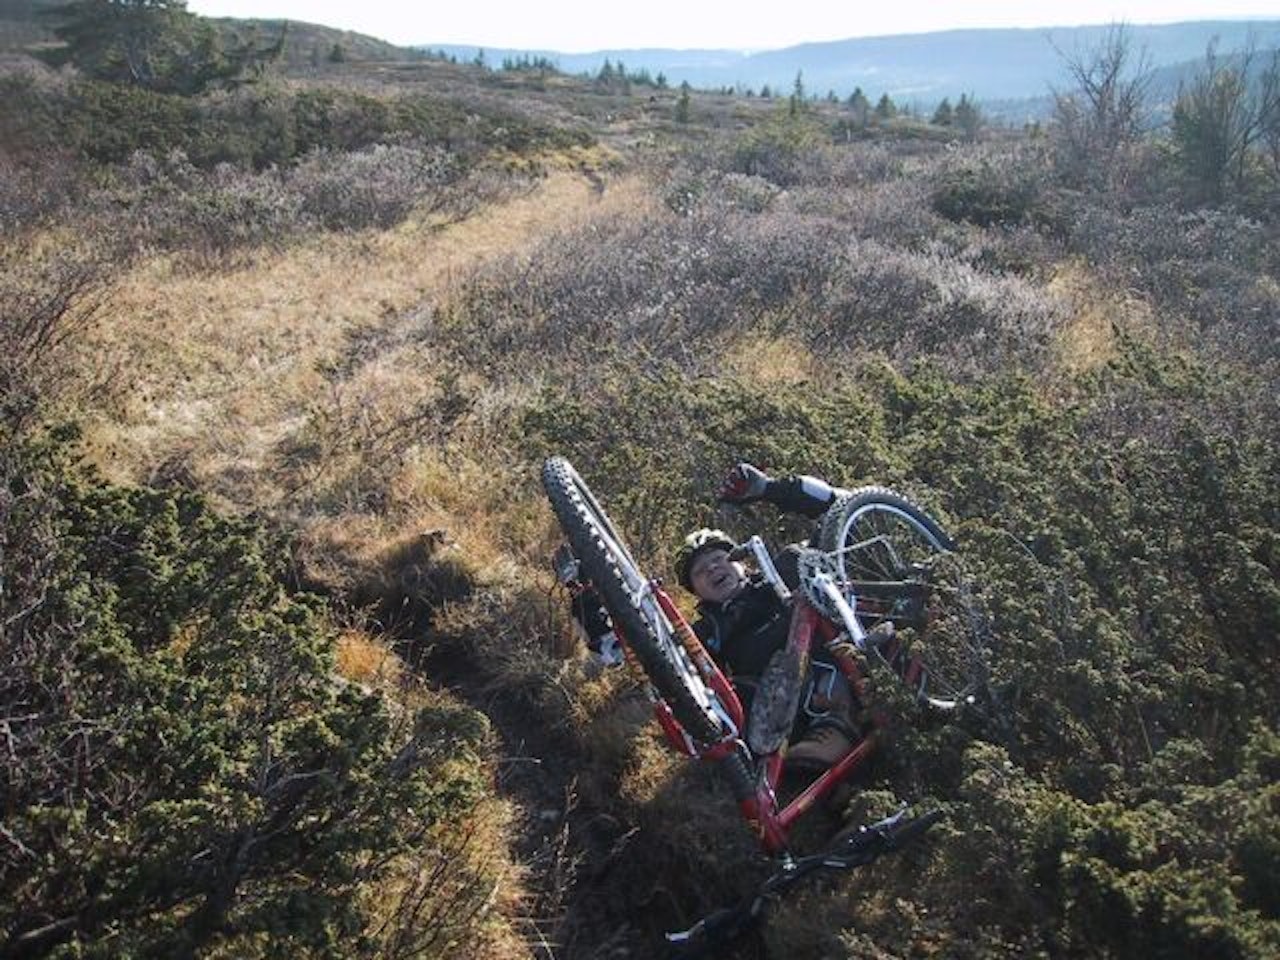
[
  {"left": 848, "top": 87, "right": 870, "bottom": 127},
  {"left": 932, "top": 97, "right": 954, "bottom": 126},
  {"left": 955, "top": 93, "right": 982, "bottom": 138},
  {"left": 789, "top": 70, "right": 805, "bottom": 117},
  {"left": 674, "top": 80, "right": 692, "bottom": 123},
  {"left": 40, "top": 0, "right": 283, "bottom": 94},
  {"left": 874, "top": 92, "right": 897, "bottom": 121}
]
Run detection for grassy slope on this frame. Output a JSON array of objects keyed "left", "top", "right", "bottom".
[{"left": 5, "top": 38, "right": 1278, "bottom": 959}]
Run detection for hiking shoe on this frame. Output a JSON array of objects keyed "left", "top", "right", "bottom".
[{"left": 786, "top": 725, "right": 855, "bottom": 772}]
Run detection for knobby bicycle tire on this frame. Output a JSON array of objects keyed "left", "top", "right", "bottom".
[
  {"left": 819, "top": 487, "right": 986, "bottom": 710},
  {"left": 542, "top": 457, "right": 723, "bottom": 746},
  {"left": 818, "top": 486, "right": 954, "bottom": 590}
]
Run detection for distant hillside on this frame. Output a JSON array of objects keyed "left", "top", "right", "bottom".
[
  {"left": 429, "top": 20, "right": 1280, "bottom": 105},
  {"left": 206, "top": 17, "right": 428, "bottom": 69},
  {"left": 0, "top": 0, "right": 426, "bottom": 67}
]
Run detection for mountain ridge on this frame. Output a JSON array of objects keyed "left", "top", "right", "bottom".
[{"left": 427, "top": 19, "right": 1280, "bottom": 104}]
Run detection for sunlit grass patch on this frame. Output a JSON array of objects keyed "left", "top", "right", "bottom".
[
  {"left": 1048, "top": 260, "right": 1155, "bottom": 374},
  {"left": 335, "top": 629, "right": 401, "bottom": 685},
  {"left": 722, "top": 331, "right": 819, "bottom": 385}
]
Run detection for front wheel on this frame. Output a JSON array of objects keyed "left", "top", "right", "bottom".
[{"left": 541, "top": 457, "right": 724, "bottom": 746}]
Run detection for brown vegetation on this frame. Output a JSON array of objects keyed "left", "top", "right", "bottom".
[{"left": 3, "top": 15, "right": 1279, "bottom": 960}]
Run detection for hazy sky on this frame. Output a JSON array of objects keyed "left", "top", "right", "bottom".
[{"left": 186, "top": 1, "right": 1280, "bottom": 52}]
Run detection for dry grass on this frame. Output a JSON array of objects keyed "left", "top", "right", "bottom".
[
  {"left": 80, "top": 169, "right": 635, "bottom": 508},
  {"left": 1048, "top": 259, "right": 1154, "bottom": 374},
  {"left": 358, "top": 796, "right": 530, "bottom": 960},
  {"left": 722, "top": 331, "right": 820, "bottom": 385},
  {"left": 335, "top": 629, "right": 402, "bottom": 686}
]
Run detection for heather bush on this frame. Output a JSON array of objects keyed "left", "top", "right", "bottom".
[
  {"left": 821, "top": 238, "right": 1066, "bottom": 370},
  {"left": 0, "top": 151, "right": 85, "bottom": 232},
  {"left": 931, "top": 155, "right": 1049, "bottom": 228},
  {"left": 436, "top": 194, "right": 1065, "bottom": 384},
  {"left": 787, "top": 176, "right": 948, "bottom": 251},
  {"left": 824, "top": 141, "right": 908, "bottom": 186},
  {"left": 1065, "top": 202, "right": 1280, "bottom": 365},
  {"left": 291, "top": 143, "right": 459, "bottom": 230},
  {"left": 97, "top": 144, "right": 464, "bottom": 264}
]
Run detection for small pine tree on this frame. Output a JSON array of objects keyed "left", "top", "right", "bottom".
[
  {"left": 932, "top": 97, "right": 954, "bottom": 126},
  {"left": 848, "top": 87, "right": 870, "bottom": 128},
  {"left": 328, "top": 42, "right": 345, "bottom": 64},
  {"left": 656, "top": 71, "right": 667, "bottom": 89},
  {"left": 675, "top": 80, "right": 691, "bottom": 123},
  {"left": 955, "top": 93, "right": 982, "bottom": 139},
  {"left": 40, "top": 0, "right": 284, "bottom": 94},
  {"left": 874, "top": 93, "right": 896, "bottom": 121},
  {"left": 789, "top": 70, "right": 805, "bottom": 116}
]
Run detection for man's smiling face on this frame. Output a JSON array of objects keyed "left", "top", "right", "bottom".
[{"left": 688, "top": 548, "right": 747, "bottom": 604}]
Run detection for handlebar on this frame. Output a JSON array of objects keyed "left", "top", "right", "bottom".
[{"left": 729, "top": 536, "right": 791, "bottom": 603}]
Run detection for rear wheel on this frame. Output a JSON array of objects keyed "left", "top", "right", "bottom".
[
  {"left": 818, "top": 487, "right": 953, "bottom": 633},
  {"left": 542, "top": 457, "right": 724, "bottom": 745},
  {"left": 818, "top": 488, "right": 987, "bottom": 711}
]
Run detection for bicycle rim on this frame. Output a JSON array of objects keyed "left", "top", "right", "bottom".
[
  {"left": 820, "top": 488, "right": 987, "bottom": 711},
  {"left": 542, "top": 457, "right": 724, "bottom": 743}
]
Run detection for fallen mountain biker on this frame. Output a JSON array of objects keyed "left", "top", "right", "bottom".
[{"left": 559, "top": 462, "right": 867, "bottom": 773}]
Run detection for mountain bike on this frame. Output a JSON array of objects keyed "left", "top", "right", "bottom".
[{"left": 543, "top": 456, "right": 988, "bottom": 852}]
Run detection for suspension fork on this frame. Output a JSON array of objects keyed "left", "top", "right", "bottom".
[{"left": 654, "top": 585, "right": 746, "bottom": 733}]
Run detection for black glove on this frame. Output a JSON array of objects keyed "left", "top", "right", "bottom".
[{"left": 717, "top": 462, "right": 772, "bottom": 504}]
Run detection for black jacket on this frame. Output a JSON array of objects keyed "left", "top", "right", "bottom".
[
  {"left": 692, "top": 574, "right": 791, "bottom": 679},
  {"left": 690, "top": 473, "right": 845, "bottom": 681}
]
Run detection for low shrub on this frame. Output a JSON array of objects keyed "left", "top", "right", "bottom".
[
  {"left": 434, "top": 195, "right": 1065, "bottom": 383},
  {"left": 516, "top": 342, "right": 1279, "bottom": 955},
  {"left": 0, "top": 428, "right": 498, "bottom": 957},
  {"left": 292, "top": 143, "right": 459, "bottom": 230},
  {"left": 931, "top": 156, "right": 1048, "bottom": 228},
  {"left": 0, "top": 71, "right": 593, "bottom": 171},
  {"left": 1066, "top": 202, "right": 1280, "bottom": 366}
]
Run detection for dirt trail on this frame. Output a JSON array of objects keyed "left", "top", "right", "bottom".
[
  {"left": 83, "top": 167, "right": 669, "bottom": 957},
  {"left": 83, "top": 170, "right": 646, "bottom": 504}
]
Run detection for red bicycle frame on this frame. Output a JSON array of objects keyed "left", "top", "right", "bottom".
[{"left": 624, "top": 582, "right": 885, "bottom": 855}]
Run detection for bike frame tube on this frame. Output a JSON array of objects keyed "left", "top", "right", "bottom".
[
  {"left": 750, "top": 600, "right": 880, "bottom": 853},
  {"left": 627, "top": 582, "right": 883, "bottom": 855},
  {"left": 775, "top": 735, "right": 877, "bottom": 836}
]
